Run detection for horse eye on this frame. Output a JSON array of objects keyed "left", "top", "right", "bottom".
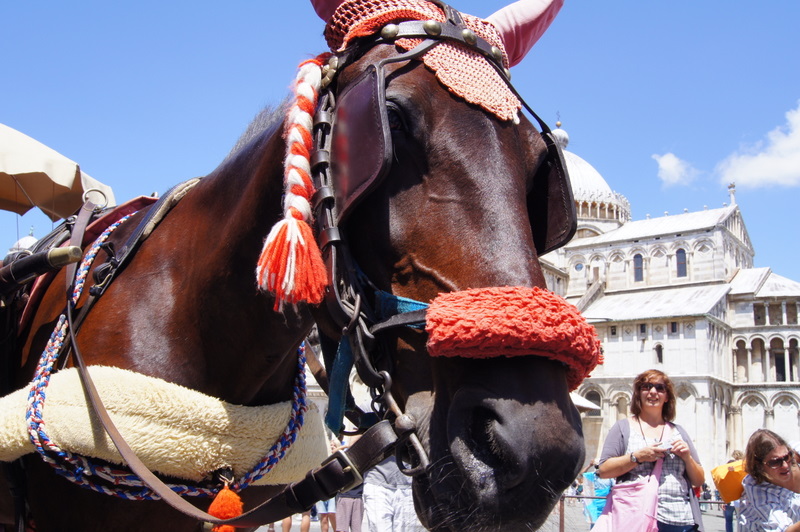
[{"left": 386, "top": 104, "right": 405, "bottom": 132}]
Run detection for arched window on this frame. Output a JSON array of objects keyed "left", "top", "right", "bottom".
[
  {"left": 655, "top": 344, "right": 664, "bottom": 364},
  {"left": 585, "top": 391, "right": 602, "bottom": 417},
  {"left": 633, "top": 254, "right": 644, "bottom": 282},
  {"left": 676, "top": 248, "right": 687, "bottom": 278}
]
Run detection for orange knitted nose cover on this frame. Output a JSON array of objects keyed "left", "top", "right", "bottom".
[{"left": 425, "top": 286, "right": 603, "bottom": 391}]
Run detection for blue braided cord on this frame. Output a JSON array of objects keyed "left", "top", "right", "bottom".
[
  {"left": 25, "top": 214, "right": 309, "bottom": 500},
  {"left": 234, "top": 343, "right": 308, "bottom": 490}
]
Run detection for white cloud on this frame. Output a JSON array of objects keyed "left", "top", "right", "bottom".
[
  {"left": 716, "top": 102, "right": 800, "bottom": 188},
  {"left": 651, "top": 152, "right": 699, "bottom": 187}
]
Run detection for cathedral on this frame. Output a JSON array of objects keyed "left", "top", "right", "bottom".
[{"left": 542, "top": 125, "right": 800, "bottom": 475}]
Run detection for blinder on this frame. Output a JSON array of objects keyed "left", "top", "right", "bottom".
[
  {"left": 326, "top": 44, "right": 576, "bottom": 255},
  {"left": 530, "top": 130, "right": 577, "bottom": 255},
  {"left": 329, "top": 65, "right": 393, "bottom": 223}
]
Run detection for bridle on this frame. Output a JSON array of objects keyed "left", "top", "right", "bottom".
[
  {"left": 308, "top": 0, "right": 575, "bottom": 477},
  {"left": 9, "top": 1, "right": 576, "bottom": 529}
]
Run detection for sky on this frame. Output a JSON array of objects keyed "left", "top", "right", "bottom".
[{"left": 3, "top": 1, "right": 799, "bottom": 282}]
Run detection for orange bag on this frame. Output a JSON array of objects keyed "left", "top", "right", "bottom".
[{"left": 711, "top": 460, "right": 746, "bottom": 503}]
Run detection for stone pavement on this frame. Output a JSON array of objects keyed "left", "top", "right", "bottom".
[{"left": 256, "top": 499, "right": 731, "bottom": 531}]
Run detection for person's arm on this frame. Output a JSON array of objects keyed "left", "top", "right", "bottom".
[
  {"left": 670, "top": 439, "right": 705, "bottom": 487},
  {"left": 670, "top": 426, "right": 705, "bottom": 487},
  {"left": 599, "top": 444, "right": 667, "bottom": 479},
  {"left": 597, "top": 421, "right": 634, "bottom": 479},
  {"left": 486, "top": 0, "right": 564, "bottom": 67},
  {"left": 598, "top": 419, "right": 668, "bottom": 479}
]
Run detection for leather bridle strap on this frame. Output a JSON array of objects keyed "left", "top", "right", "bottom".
[{"left": 60, "top": 209, "right": 399, "bottom": 527}]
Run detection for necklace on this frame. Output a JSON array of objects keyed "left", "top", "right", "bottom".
[{"left": 637, "top": 417, "right": 666, "bottom": 444}]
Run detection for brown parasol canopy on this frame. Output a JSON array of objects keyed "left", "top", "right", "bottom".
[{"left": 0, "top": 123, "right": 115, "bottom": 221}]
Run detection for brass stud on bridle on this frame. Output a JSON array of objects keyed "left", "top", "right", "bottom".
[
  {"left": 461, "top": 28, "right": 477, "bottom": 46},
  {"left": 423, "top": 20, "right": 442, "bottom": 36},
  {"left": 490, "top": 45, "right": 503, "bottom": 64},
  {"left": 381, "top": 23, "right": 400, "bottom": 40}
]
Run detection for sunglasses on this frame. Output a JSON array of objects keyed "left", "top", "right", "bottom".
[
  {"left": 764, "top": 452, "right": 795, "bottom": 470},
  {"left": 639, "top": 383, "right": 667, "bottom": 393}
]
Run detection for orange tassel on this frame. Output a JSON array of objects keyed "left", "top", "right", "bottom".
[
  {"left": 208, "top": 484, "right": 243, "bottom": 532},
  {"left": 256, "top": 53, "right": 331, "bottom": 310},
  {"left": 257, "top": 217, "right": 328, "bottom": 310}
]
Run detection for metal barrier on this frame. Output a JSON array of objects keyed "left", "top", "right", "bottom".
[{"left": 539, "top": 495, "right": 732, "bottom": 532}]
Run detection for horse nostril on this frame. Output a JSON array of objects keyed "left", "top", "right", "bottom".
[
  {"left": 457, "top": 404, "right": 531, "bottom": 493},
  {"left": 468, "top": 406, "right": 505, "bottom": 470}
]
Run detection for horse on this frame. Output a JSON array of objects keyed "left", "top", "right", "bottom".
[{"left": 1, "top": 2, "right": 599, "bottom": 530}]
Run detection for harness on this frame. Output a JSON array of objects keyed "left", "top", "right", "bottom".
[
  {"left": 308, "top": 0, "right": 576, "bottom": 471},
  {"left": 3, "top": 1, "right": 586, "bottom": 529}
]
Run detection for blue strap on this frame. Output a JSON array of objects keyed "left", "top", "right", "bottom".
[
  {"left": 376, "top": 290, "right": 429, "bottom": 322},
  {"left": 324, "top": 291, "right": 429, "bottom": 434},
  {"left": 325, "top": 336, "right": 355, "bottom": 435}
]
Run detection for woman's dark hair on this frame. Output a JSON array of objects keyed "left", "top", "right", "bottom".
[
  {"left": 630, "top": 369, "right": 676, "bottom": 421},
  {"left": 745, "top": 429, "right": 791, "bottom": 484}
]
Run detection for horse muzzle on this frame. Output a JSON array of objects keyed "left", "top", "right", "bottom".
[
  {"left": 406, "top": 286, "right": 599, "bottom": 531},
  {"left": 412, "top": 356, "right": 586, "bottom": 531}
]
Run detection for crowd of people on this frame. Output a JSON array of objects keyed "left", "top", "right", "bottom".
[
  {"left": 267, "top": 367, "right": 800, "bottom": 532},
  {"left": 567, "top": 369, "right": 800, "bottom": 532}
]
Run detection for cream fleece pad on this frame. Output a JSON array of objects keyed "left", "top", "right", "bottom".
[{"left": 0, "top": 366, "right": 329, "bottom": 485}]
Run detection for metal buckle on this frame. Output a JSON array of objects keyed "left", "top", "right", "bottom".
[{"left": 322, "top": 450, "right": 364, "bottom": 493}]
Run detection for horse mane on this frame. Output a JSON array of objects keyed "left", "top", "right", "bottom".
[{"left": 225, "top": 98, "right": 290, "bottom": 160}]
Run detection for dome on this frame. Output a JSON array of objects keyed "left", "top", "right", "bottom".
[
  {"left": 552, "top": 127, "right": 570, "bottom": 150},
  {"left": 9, "top": 235, "right": 37, "bottom": 252},
  {"left": 553, "top": 124, "right": 631, "bottom": 228},
  {"left": 563, "top": 150, "right": 615, "bottom": 203},
  {"left": 564, "top": 149, "right": 631, "bottom": 227}
]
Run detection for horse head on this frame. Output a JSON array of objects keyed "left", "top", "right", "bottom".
[
  {"left": 2, "top": 2, "right": 599, "bottom": 531},
  {"left": 282, "top": 1, "right": 603, "bottom": 529}
]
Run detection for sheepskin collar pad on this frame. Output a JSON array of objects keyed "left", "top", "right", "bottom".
[{"left": 0, "top": 366, "right": 329, "bottom": 484}]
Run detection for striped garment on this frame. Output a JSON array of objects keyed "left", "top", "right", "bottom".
[{"left": 738, "top": 473, "right": 800, "bottom": 532}]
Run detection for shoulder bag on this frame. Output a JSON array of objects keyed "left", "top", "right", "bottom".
[{"left": 591, "top": 458, "right": 663, "bottom": 532}]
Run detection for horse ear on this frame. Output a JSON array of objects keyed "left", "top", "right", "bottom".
[
  {"left": 486, "top": 0, "right": 564, "bottom": 67},
  {"left": 311, "top": 0, "right": 344, "bottom": 22}
]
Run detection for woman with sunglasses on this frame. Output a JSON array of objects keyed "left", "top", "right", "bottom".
[
  {"left": 738, "top": 429, "right": 800, "bottom": 531},
  {"left": 598, "top": 369, "right": 705, "bottom": 531}
]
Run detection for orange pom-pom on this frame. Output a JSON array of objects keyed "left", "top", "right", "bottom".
[{"left": 208, "top": 485, "right": 243, "bottom": 532}]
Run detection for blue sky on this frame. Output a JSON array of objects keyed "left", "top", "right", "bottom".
[{"left": 3, "top": 1, "right": 799, "bottom": 282}]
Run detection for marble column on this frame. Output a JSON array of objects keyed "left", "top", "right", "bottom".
[
  {"left": 731, "top": 406, "right": 742, "bottom": 452},
  {"left": 766, "top": 348, "right": 772, "bottom": 382}
]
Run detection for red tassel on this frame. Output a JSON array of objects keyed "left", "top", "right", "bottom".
[
  {"left": 256, "top": 217, "right": 328, "bottom": 309},
  {"left": 208, "top": 485, "right": 243, "bottom": 532}
]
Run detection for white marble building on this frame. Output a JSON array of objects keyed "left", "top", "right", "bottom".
[{"left": 542, "top": 125, "right": 800, "bottom": 479}]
